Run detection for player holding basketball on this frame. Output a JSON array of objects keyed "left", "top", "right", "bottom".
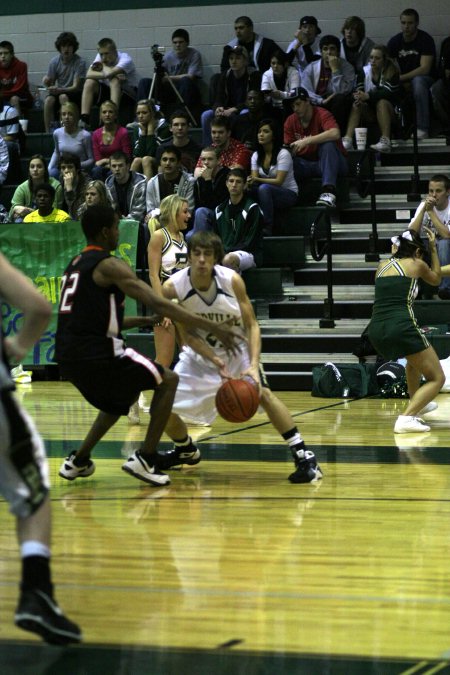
[
  {"left": 158, "top": 231, "right": 323, "bottom": 484},
  {"left": 57, "top": 205, "right": 242, "bottom": 487}
]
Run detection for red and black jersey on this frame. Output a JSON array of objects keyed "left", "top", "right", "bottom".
[{"left": 55, "top": 248, "right": 125, "bottom": 363}]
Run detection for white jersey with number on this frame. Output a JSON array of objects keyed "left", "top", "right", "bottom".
[{"left": 169, "top": 264, "right": 250, "bottom": 424}]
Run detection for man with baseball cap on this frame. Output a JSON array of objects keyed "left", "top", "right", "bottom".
[
  {"left": 287, "top": 16, "right": 322, "bottom": 74},
  {"left": 283, "top": 87, "right": 348, "bottom": 208}
]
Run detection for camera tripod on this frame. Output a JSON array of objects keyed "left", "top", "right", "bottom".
[{"left": 147, "top": 63, "right": 197, "bottom": 126}]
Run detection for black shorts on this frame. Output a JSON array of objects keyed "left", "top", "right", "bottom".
[{"left": 59, "top": 347, "right": 165, "bottom": 416}]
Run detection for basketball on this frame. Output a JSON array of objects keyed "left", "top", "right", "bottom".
[{"left": 215, "top": 378, "right": 260, "bottom": 423}]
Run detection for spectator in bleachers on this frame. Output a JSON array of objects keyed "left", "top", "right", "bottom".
[
  {"left": 287, "top": 16, "right": 322, "bottom": 75},
  {"left": 105, "top": 150, "right": 146, "bottom": 223},
  {"left": 195, "top": 115, "right": 251, "bottom": 177},
  {"left": 220, "top": 16, "right": 281, "bottom": 74},
  {"left": 340, "top": 16, "right": 374, "bottom": 71},
  {"left": 187, "top": 146, "right": 229, "bottom": 241},
  {"left": 387, "top": 8, "right": 435, "bottom": 139},
  {"left": 0, "top": 41, "right": 32, "bottom": 116},
  {"left": 284, "top": 87, "right": 348, "bottom": 209},
  {"left": 0, "top": 135, "right": 9, "bottom": 187},
  {"left": 23, "top": 183, "right": 70, "bottom": 222},
  {"left": 0, "top": 87, "right": 22, "bottom": 183},
  {"left": 77, "top": 179, "right": 109, "bottom": 218},
  {"left": 247, "top": 118, "right": 298, "bottom": 235},
  {"left": 232, "top": 90, "right": 272, "bottom": 151},
  {"left": 408, "top": 174, "right": 450, "bottom": 299},
  {"left": 301, "top": 34, "right": 355, "bottom": 134},
  {"left": 9, "top": 154, "right": 63, "bottom": 222},
  {"left": 80, "top": 38, "right": 138, "bottom": 129},
  {"left": 48, "top": 102, "right": 93, "bottom": 179},
  {"left": 156, "top": 110, "right": 201, "bottom": 174},
  {"left": 146, "top": 145, "right": 195, "bottom": 227},
  {"left": 214, "top": 168, "right": 263, "bottom": 272},
  {"left": 342, "top": 45, "right": 401, "bottom": 153},
  {"left": 91, "top": 100, "right": 131, "bottom": 180},
  {"left": 201, "top": 46, "right": 262, "bottom": 146},
  {"left": 42, "top": 31, "right": 87, "bottom": 133},
  {"left": 261, "top": 50, "right": 300, "bottom": 123},
  {"left": 137, "top": 29, "right": 203, "bottom": 123},
  {"left": 130, "top": 99, "right": 170, "bottom": 179},
  {"left": 58, "top": 153, "right": 90, "bottom": 220},
  {"left": 431, "top": 36, "right": 450, "bottom": 137}
]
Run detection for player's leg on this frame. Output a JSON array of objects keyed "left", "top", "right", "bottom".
[
  {"left": 0, "top": 391, "right": 81, "bottom": 644},
  {"left": 157, "top": 411, "right": 201, "bottom": 469},
  {"left": 260, "top": 387, "right": 323, "bottom": 484}
]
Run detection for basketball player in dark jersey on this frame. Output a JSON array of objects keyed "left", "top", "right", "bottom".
[
  {"left": 0, "top": 252, "right": 81, "bottom": 644},
  {"left": 56, "top": 204, "right": 241, "bottom": 487}
]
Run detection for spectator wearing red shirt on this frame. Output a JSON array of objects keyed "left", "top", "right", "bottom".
[
  {"left": 0, "top": 41, "right": 32, "bottom": 114},
  {"left": 283, "top": 87, "right": 347, "bottom": 208},
  {"left": 194, "top": 115, "right": 251, "bottom": 177}
]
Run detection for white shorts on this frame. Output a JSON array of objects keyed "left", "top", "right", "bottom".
[
  {"left": 0, "top": 390, "right": 50, "bottom": 518},
  {"left": 172, "top": 347, "right": 251, "bottom": 425},
  {"left": 233, "top": 251, "right": 255, "bottom": 272}
]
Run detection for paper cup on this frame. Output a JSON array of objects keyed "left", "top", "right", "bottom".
[
  {"left": 355, "top": 127, "right": 368, "bottom": 150},
  {"left": 19, "top": 119, "right": 28, "bottom": 132}
]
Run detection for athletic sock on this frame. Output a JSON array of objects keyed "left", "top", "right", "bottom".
[
  {"left": 73, "top": 454, "right": 90, "bottom": 467},
  {"left": 21, "top": 554, "right": 53, "bottom": 596},
  {"left": 282, "top": 427, "right": 306, "bottom": 459},
  {"left": 174, "top": 435, "right": 194, "bottom": 449}
]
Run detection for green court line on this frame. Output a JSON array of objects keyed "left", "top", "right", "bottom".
[
  {"left": 45, "top": 439, "right": 450, "bottom": 464},
  {"left": 0, "top": 640, "right": 445, "bottom": 675}
]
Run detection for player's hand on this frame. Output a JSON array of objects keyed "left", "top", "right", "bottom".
[
  {"left": 425, "top": 196, "right": 436, "bottom": 212},
  {"left": 241, "top": 367, "right": 261, "bottom": 394},
  {"left": 212, "top": 356, "right": 232, "bottom": 380},
  {"left": 213, "top": 319, "right": 245, "bottom": 355}
]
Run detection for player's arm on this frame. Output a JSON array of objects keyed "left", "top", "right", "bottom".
[
  {"left": 94, "top": 257, "right": 241, "bottom": 351},
  {"left": 232, "top": 273, "right": 261, "bottom": 386},
  {"left": 408, "top": 201, "right": 427, "bottom": 234},
  {"left": 0, "top": 252, "right": 51, "bottom": 362},
  {"left": 416, "top": 226, "right": 441, "bottom": 286}
]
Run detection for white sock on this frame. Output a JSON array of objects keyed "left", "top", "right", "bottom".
[{"left": 21, "top": 541, "right": 51, "bottom": 559}]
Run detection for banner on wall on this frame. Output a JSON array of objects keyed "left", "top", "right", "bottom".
[{"left": 0, "top": 220, "right": 139, "bottom": 366}]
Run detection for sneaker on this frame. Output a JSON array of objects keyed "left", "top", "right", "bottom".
[
  {"left": 394, "top": 415, "right": 430, "bottom": 433},
  {"left": 127, "top": 401, "right": 140, "bottom": 425},
  {"left": 59, "top": 452, "right": 96, "bottom": 481},
  {"left": 15, "top": 589, "right": 82, "bottom": 645},
  {"left": 342, "top": 136, "right": 353, "bottom": 151},
  {"left": 122, "top": 450, "right": 170, "bottom": 486},
  {"left": 411, "top": 129, "right": 429, "bottom": 140},
  {"left": 316, "top": 192, "right": 336, "bottom": 208},
  {"left": 157, "top": 445, "right": 201, "bottom": 470},
  {"left": 370, "top": 136, "right": 391, "bottom": 153},
  {"left": 418, "top": 401, "right": 438, "bottom": 416},
  {"left": 11, "top": 364, "right": 32, "bottom": 384},
  {"left": 438, "top": 288, "right": 450, "bottom": 300},
  {"left": 288, "top": 450, "right": 323, "bottom": 484}
]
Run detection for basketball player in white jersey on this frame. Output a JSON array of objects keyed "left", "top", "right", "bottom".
[{"left": 158, "top": 231, "right": 323, "bottom": 483}]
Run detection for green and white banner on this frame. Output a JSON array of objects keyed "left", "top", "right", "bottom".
[{"left": 0, "top": 220, "right": 139, "bottom": 365}]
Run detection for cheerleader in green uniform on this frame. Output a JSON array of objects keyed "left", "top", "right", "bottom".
[{"left": 368, "top": 228, "right": 445, "bottom": 433}]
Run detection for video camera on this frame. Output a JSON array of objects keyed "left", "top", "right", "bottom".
[{"left": 151, "top": 44, "right": 165, "bottom": 74}]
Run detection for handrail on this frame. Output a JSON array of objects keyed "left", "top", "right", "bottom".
[
  {"left": 309, "top": 208, "right": 335, "bottom": 327},
  {"left": 356, "top": 149, "right": 379, "bottom": 262}
]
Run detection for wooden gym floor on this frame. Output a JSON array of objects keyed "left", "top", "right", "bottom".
[{"left": 1, "top": 382, "right": 450, "bottom": 674}]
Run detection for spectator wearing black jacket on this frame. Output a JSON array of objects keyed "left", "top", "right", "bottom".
[{"left": 186, "top": 146, "right": 229, "bottom": 242}]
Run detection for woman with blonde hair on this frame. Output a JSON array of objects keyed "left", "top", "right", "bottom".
[
  {"left": 76, "top": 179, "right": 109, "bottom": 218},
  {"left": 130, "top": 99, "right": 170, "bottom": 179},
  {"left": 128, "top": 194, "right": 190, "bottom": 424},
  {"left": 342, "top": 44, "right": 401, "bottom": 153},
  {"left": 148, "top": 194, "right": 190, "bottom": 367},
  {"left": 91, "top": 99, "right": 131, "bottom": 180}
]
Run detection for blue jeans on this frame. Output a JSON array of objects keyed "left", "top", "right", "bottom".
[
  {"left": 437, "top": 238, "right": 450, "bottom": 291},
  {"left": 185, "top": 207, "right": 214, "bottom": 242},
  {"left": 293, "top": 141, "right": 348, "bottom": 189},
  {"left": 410, "top": 75, "right": 433, "bottom": 132},
  {"left": 251, "top": 183, "right": 298, "bottom": 229}
]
